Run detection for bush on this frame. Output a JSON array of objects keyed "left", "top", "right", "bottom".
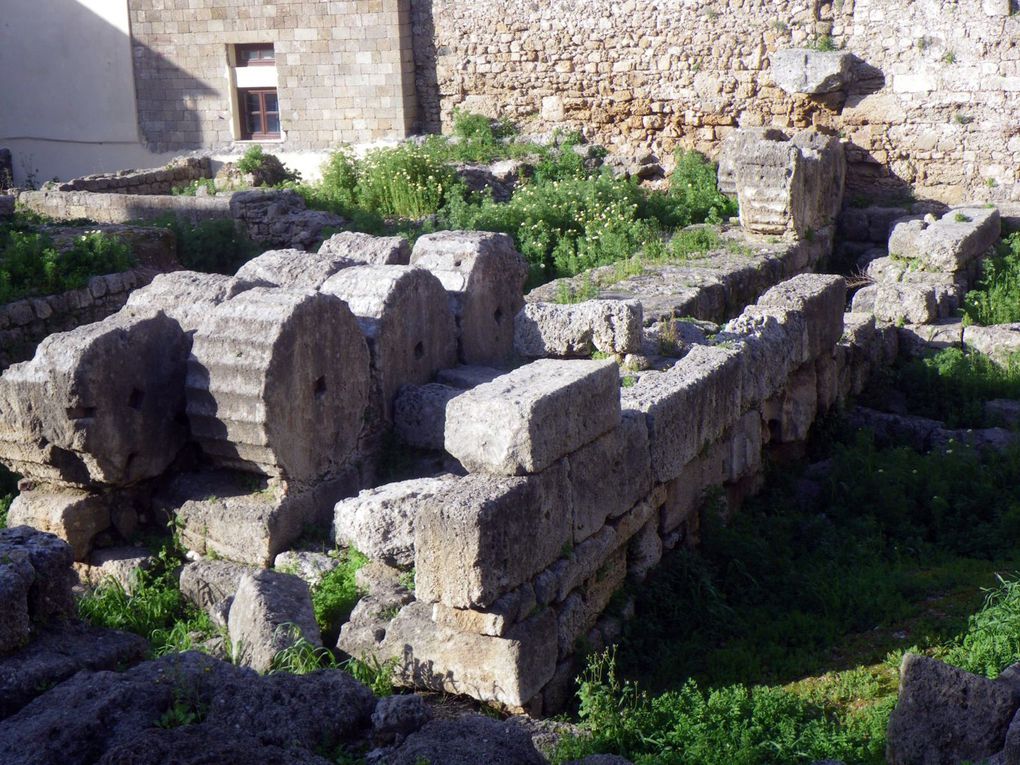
[
  {"left": 942, "top": 574, "right": 1020, "bottom": 678},
  {"left": 149, "top": 215, "right": 260, "bottom": 275},
  {"left": 356, "top": 144, "right": 462, "bottom": 219},
  {"left": 236, "top": 145, "right": 267, "bottom": 175},
  {"left": 667, "top": 150, "right": 739, "bottom": 226},
  {"left": 963, "top": 232, "right": 1020, "bottom": 326}
]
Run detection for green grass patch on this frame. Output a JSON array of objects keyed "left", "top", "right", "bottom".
[
  {"left": 963, "top": 232, "right": 1020, "bottom": 326},
  {"left": 311, "top": 548, "right": 368, "bottom": 644}
]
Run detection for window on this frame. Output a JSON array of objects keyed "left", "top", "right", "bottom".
[
  {"left": 240, "top": 88, "right": 280, "bottom": 140},
  {"left": 235, "top": 43, "right": 275, "bottom": 67}
]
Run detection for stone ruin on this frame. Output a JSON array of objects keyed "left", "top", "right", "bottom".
[{"left": 0, "top": 123, "right": 1013, "bottom": 732}]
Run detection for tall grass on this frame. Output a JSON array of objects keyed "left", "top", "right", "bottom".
[{"left": 963, "top": 232, "right": 1020, "bottom": 326}]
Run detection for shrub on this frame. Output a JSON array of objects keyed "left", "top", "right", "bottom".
[
  {"left": 356, "top": 144, "right": 461, "bottom": 219},
  {"left": 149, "top": 215, "right": 260, "bottom": 275},
  {"left": 963, "top": 232, "right": 1020, "bottom": 326},
  {"left": 236, "top": 145, "right": 267, "bottom": 175},
  {"left": 666, "top": 150, "right": 738, "bottom": 227},
  {"left": 0, "top": 495, "right": 10, "bottom": 529},
  {"left": 942, "top": 574, "right": 1020, "bottom": 678}
]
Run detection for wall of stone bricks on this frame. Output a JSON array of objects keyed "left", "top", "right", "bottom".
[
  {"left": 16, "top": 190, "right": 232, "bottom": 224},
  {"left": 0, "top": 269, "right": 155, "bottom": 372},
  {"left": 128, "top": 0, "right": 416, "bottom": 151},
  {"left": 412, "top": 0, "right": 1020, "bottom": 205},
  {"left": 57, "top": 158, "right": 211, "bottom": 195}
]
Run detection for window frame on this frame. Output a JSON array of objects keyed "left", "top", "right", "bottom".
[
  {"left": 234, "top": 43, "right": 276, "bottom": 67},
  {"left": 239, "top": 88, "right": 281, "bottom": 141}
]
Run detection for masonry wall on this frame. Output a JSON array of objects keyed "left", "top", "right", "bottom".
[
  {"left": 412, "top": 0, "right": 1020, "bottom": 205},
  {"left": 128, "top": 0, "right": 417, "bottom": 151}
]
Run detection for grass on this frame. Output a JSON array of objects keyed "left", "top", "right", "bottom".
[
  {"left": 0, "top": 223, "right": 134, "bottom": 303},
  {"left": 861, "top": 347, "right": 1020, "bottom": 427},
  {"left": 310, "top": 548, "right": 368, "bottom": 644},
  {"left": 550, "top": 424, "right": 1020, "bottom": 764},
  {"left": 963, "top": 232, "right": 1020, "bottom": 326}
]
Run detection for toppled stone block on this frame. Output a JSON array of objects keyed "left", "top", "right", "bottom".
[
  {"left": 371, "top": 693, "right": 432, "bottom": 746},
  {"left": 732, "top": 128, "right": 845, "bottom": 240},
  {"left": 333, "top": 476, "right": 456, "bottom": 568},
  {"left": 898, "top": 321, "right": 964, "bottom": 358},
  {"left": 393, "top": 383, "right": 462, "bottom": 450},
  {"left": 888, "top": 207, "right": 1000, "bottom": 273},
  {"left": 321, "top": 265, "right": 458, "bottom": 418},
  {"left": 7, "top": 487, "right": 110, "bottom": 562},
  {"left": 513, "top": 300, "right": 643, "bottom": 359},
  {"left": 318, "top": 231, "right": 411, "bottom": 265},
  {"left": 228, "top": 569, "right": 321, "bottom": 672},
  {"left": 852, "top": 283, "right": 938, "bottom": 325},
  {"left": 436, "top": 365, "right": 505, "bottom": 388},
  {"left": 378, "top": 713, "right": 548, "bottom": 764},
  {"left": 623, "top": 345, "right": 742, "bottom": 483},
  {"left": 411, "top": 231, "right": 529, "bottom": 365},
  {"left": 566, "top": 411, "right": 652, "bottom": 541},
  {"left": 886, "top": 654, "right": 1020, "bottom": 765},
  {"left": 964, "top": 324, "right": 1020, "bottom": 366},
  {"left": 273, "top": 551, "right": 340, "bottom": 588},
  {"left": 0, "top": 311, "right": 189, "bottom": 487},
  {"left": 186, "top": 288, "right": 370, "bottom": 482},
  {"left": 0, "top": 527, "right": 76, "bottom": 654},
  {"left": 125, "top": 271, "right": 257, "bottom": 333},
  {"left": 445, "top": 359, "right": 620, "bottom": 476},
  {"left": 233, "top": 248, "right": 357, "bottom": 289},
  {"left": 770, "top": 48, "right": 854, "bottom": 95},
  {"left": 179, "top": 558, "right": 254, "bottom": 622},
  {"left": 75, "top": 547, "right": 154, "bottom": 595},
  {"left": 415, "top": 468, "right": 571, "bottom": 609}
]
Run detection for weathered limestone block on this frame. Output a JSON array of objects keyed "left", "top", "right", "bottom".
[
  {"left": 769, "top": 48, "right": 854, "bottom": 95},
  {"left": 886, "top": 654, "right": 1020, "bottom": 765},
  {"left": 228, "top": 570, "right": 321, "bottom": 673},
  {"left": 436, "top": 365, "right": 505, "bottom": 389},
  {"left": 318, "top": 231, "right": 411, "bottom": 265},
  {"left": 6, "top": 487, "right": 110, "bottom": 561},
  {"left": 393, "top": 383, "right": 462, "bottom": 450},
  {"left": 0, "top": 526, "right": 76, "bottom": 653},
  {"left": 411, "top": 231, "right": 529, "bottom": 365},
  {"left": 888, "top": 207, "right": 1000, "bottom": 273},
  {"left": 765, "top": 362, "right": 818, "bottom": 443},
  {"left": 898, "top": 321, "right": 964, "bottom": 358},
  {"left": 717, "top": 127, "right": 788, "bottom": 195},
  {"left": 233, "top": 248, "right": 357, "bottom": 290},
  {"left": 431, "top": 582, "right": 537, "bottom": 638},
  {"left": 321, "top": 266, "right": 457, "bottom": 417},
  {"left": 0, "top": 311, "right": 189, "bottom": 487},
  {"left": 566, "top": 411, "right": 652, "bottom": 542},
  {"left": 963, "top": 324, "right": 1020, "bottom": 366},
  {"left": 628, "top": 518, "right": 663, "bottom": 582},
  {"left": 125, "top": 271, "right": 257, "bottom": 333},
  {"left": 415, "top": 467, "right": 572, "bottom": 609},
  {"left": 757, "top": 274, "right": 846, "bottom": 360},
  {"left": 273, "top": 551, "right": 340, "bottom": 588},
  {"left": 556, "top": 545, "right": 627, "bottom": 657},
  {"left": 371, "top": 694, "right": 433, "bottom": 746},
  {"left": 75, "top": 547, "right": 155, "bottom": 594},
  {"left": 513, "top": 300, "right": 643, "bottom": 359},
  {"left": 179, "top": 559, "right": 254, "bottom": 619},
  {"left": 333, "top": 476, "right": 457, "bottom": 568},
  {"left": 733, "top": 128, "right": 845, "bottom": 239},
  {"left": 549, "top": 526, "right": 618, "bottom": 602},
  {"left": 852, "top": 283, "right": 938, "bottom": 325},
  {"left": 445, "top": 359, "right": 620, "bottom": 476},
  {"left": 186, "top": 288, "right": 370, "bottom": 481},
  {"left": 719, "top": 306, "right": 805, "bottom": 408},
  {"left": 371, "top": 602, "right": 556, "bottom": 709},
  {"left": 623, "top": 345, "right": 742, "bottom": 483}
]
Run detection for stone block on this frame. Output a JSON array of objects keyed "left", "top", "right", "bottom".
[
  {"left": 964, "top": 324, "right": 1020, "bottom": 366},
  {"left": 853, "top": 283, "right": 938, "bottom": 325},
  {"left": 758, "top": 274, "right": 846, "bottom": 359},
  {"left": 228, "top": 570, "right": 321, "bottom": 673},
  {"left": 445, "top": 359, "right": 620, "bottom": 476},
  {"left": 186, "top": 288, "right": 370, "bottom": 482},
  {"left": 769, "top": 48, "right": 854, "bottom": 95},
  {"left": 566, "top": 411, "right": 652, "bottom": 542},
  {"left": 435, "top": 365, "right": 506, "bottom": 389},
  {"left": 333, "top": 476, "right": 456, "bottom": 568},
  {"left": 179, "top": 559, "right": 254, "bottom": 618},
  {"left": 75, "top": 547, "right": 154, "bottom": 595},
  {"left": 431, "top": 583, "right": 536, "bottom": 638},
  {"left": 0, "top": 311, "right": 190, "bottom": 487},
  {"left": 321, "top": 265, "right": 457, "bottom": 418},
  {"left": 719, "top": 305, "right": 805, "bottom": 407},
  {"left": 555, "top": 545, "right": 626, "bottom": 657},
  {"left": 415, "top": 467, "right": 572, "bottom": 609},
  {"left": 393, "top": 383, "right": 462, "bottom": 450},
  {"left": 125, "top": 271, "right": 258, "bottom": 333},
  {"left": 627, "top": 518, "right": 663, "bottom": 582},
  {"left": 622, "top": 345, "right": 742, "bottom": 483},
  {"left": 888, "top": 207, "right": 1000, "bottom": 273},
  {"left": 513, "top": 300, "right": 643, "bottom": 359},
  {"left": 233, "top": 248, "right": 358, "bottom": 290},
  {"left": 7, "top": 488, "right": 110, "bottom": 561},
  {"left": 717, "top": 127, "right": 789, "bottom": 195},
  {"left": 411, "top": 231, "right": 528, "bottom": 366},
  {"left": 318, "top": 231, "right": 410, "bottom": 265},
  {"left": 897, "top": 321, "right": 964, "bottom": 358},
  {"left": 273, "top": 551, "right": 340, "bottom": 588}
]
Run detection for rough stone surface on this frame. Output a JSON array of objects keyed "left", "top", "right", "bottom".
[
  {"left": 964, "top": 324, "right": 1020, "bottom": 366},
  {"left": 888, "top": 207, "right": 1000, "bottom": 272},
  {"left": 415, "top": 468, "right": 572, "bottom": 609},
  {"left": 376, "top": 715, "right": 547, "bottom": 765},
  {"left": 228, "top": 570, "right": 322, "bottom": 672},
  {"left": 333, "top": 476, "right": 456, "bottom": 568},
  {"left": 186, "top": 288, "right": 371, "bottom": 482},
  {"left": 0, "top": 310, "right": 189, "bottom": 487},
  {"left": 7, "top": 487, "right": 111, "bottom": 562},
  {"left": 234, "top": 248, "right": 357, "bottom": 289},
  {"left": 125, "top": 271, "right": 258, "bottom": 333},
  {"left": 76, "top": 547, "right": 154, "bottom": 595},
  {"left": 886, "top": 654, "right": 1020, "bottom": 765},
  {"left": 445, "top": 359, "right": 621, "bottom": 476},
  {"left": 273, "top": 551, "right": 340, "bottom": 588},
  {"left": 769, "top": 48, "right": 854, "bottom": 95},
  {"left": 411, "top": 231, "right": 529, "bottom": 365},
  {"left": 319, "top": 231, "right": 411, "bottom": 265},
  {"left": 179, "top": 558, "right": 254, "bottom": 618},
  {"left": 371, "top": 694, "right": 432, "bottom": 745},
  {"left": 514, "top": 300, "right": 643, "bottom": 358},
  {"left": 393, "top": 383, "right": 462, "bottom": 450},
  {"left": 321, "top": 265, "right": 458, "bottom": 417}
]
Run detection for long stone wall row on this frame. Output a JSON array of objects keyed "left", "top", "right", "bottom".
[
  {"left": 55, "top": 157, "right": 211, "bottom": 196},
  {"left": 412, "top": 0, "right": 1020, "bottom": 204}
]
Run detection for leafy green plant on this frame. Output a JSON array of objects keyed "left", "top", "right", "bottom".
[
  {"left": 941, "top": 573, "right": 1020, "bottom": 677},
  {"left": 357, "top": 144, "right": 462, "bottom": 219},
  {"left": 963, "top": 232, "right": 1020, "bottom": 326},
  {"left": 0, "top": 495, "right": 10, "bottom": 529},
  {"left": 171, "top": 178, "right": 218, "bottom": 196},
  {"left": 311, "top": 548, "right": 368, "bottom": 642},
  {"left": 271, "top": 625, "right": 338, "bottom": 674},
  {"left": 343, "top": 654, "right": 399, "bottom": 697},
  {"left": 236, "top": 145, "right": 267, "bottom": 175},
  {"left": 147, "top": 215, "right": 260, "bottom": 275},
  {"left": 811, "top": 35, "right": 838, "bottom": 52}
]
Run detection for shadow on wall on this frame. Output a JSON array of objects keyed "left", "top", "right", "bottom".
[
  {"left": 410, "top": 0, "right": 441, "bottom": 134},
  {"left": 0, "top": 0, "right": 213, "bottom": 183}
]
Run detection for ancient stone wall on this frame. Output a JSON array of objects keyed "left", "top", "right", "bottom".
[
  {"left": 0, "top": 269, "right": 155, "bottom": 372},
  {"left": 412, "top": 0, "right": 1020, "bottom": 204},
  {"left": 56, "top": 158, "right": 211, "bottom": 195},
  {"left": 16, "top": 190, "right": 232, "bottom": 225},
  {"left": 128, "top": 0, "right": 416, "bottom": 151}
]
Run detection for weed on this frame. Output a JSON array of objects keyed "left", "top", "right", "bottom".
[
  {"left": 171, "top": 178, "right": 218, "bottom": 196},
  {"left": 621, "top": 375, "right": 637, "bottom": 388},
  {"left": 954, "top": 112, "right": 974, "bottom": 125},
  {"left": 987, "top": 177, "right": 1000, "bottom": 188},
  {"left": 236, "top": 145, "right": 266, "bottom": 175},
  {"left": 343, "top": 654, "right": 399, "bottom": 697},
  {"left": 954, "top": 212, "right": 972, "bottom": 223},
  {"left": 145, "top": 215, "right": 260, "bottom": 275},
  {"left": 942, "top": 50, "right": 957, "bottom": 64},
  {"left": 963, "top": 232, "right": 1020, "bottom": 325},
  {"left": 271, "top": 625, "right": 337, "bottom": 674},
  {"left": 311, "top": 548, "right": 368, "bottom": 642},
  {"left": 669, "top": 226, "right": 721, "bottom": 260},
  {"left": 916, "top": 36, "right": 933, "bottom": 52},
  {"left": 398, "top": 569, "right": 416, "bottom": 592},
  {"left": 811, "top": 35, "right": 838, "bottom": 52},
  {"left": 772, "top": 20, "right": 790, "bottom": 33}
]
